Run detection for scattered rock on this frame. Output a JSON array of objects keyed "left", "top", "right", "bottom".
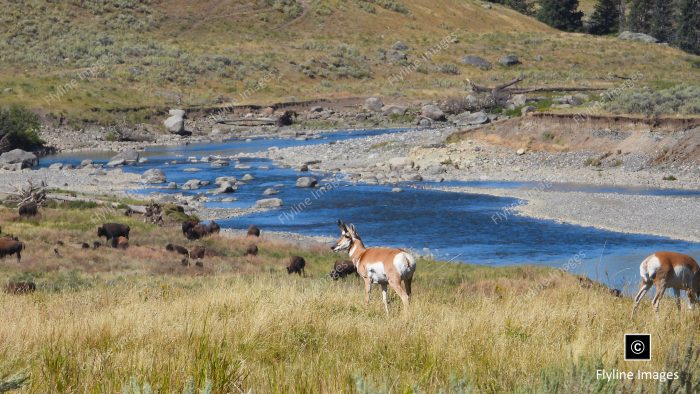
[
  {"left": 364, "top": 97, "right": 384, "bottom": 112},
  {"left": 392, "top": 187, "right": 403, "bottom": 193},
  {"left": 210, "top": 159, "right": 229, "bottom": 168},
  {"left": 141, "top": 168, "right": 167, "bottom": 184},
  {"left": 242, "top": 173, "right": 254, "bottom": 181},
  {"left": 510, "top": 94, "right": 528, "bottom": 107},
  {"left": 299, "top": 164, "right": 309, "bottom": 172},
  {"left": 418, "top": 118, "right": 433, "bottom": 127},
  {"left": 454, "top": 111, "right": 489, "bottom": 126},
  {"left": 516, "top": 148, "right": 527, "bottom": 155},
  {"left": 0, "top": 149, "right": 38, "bottom": 170},
  {"left": 164, "top": 108, "right": 186, "bottom": 134},
  {"left": 421, "top": 105, "right": 445, "bottom": 121},
  {"left": 49, "top": 163, "right": 63, "bottom": 170},
  {"left": 460, "top": 55, "right": 491, "bottom": 70},
  {"left": 182, "top": 179, "right": 203, "bottom": 190},
  {"left": 80, "top": 159, "right": 94, "bottom": 168},
  {"left": 499, "top": 55, "right": 521, "bottom": 66},
  {"left": 107, "top": 149, "right": 139, "bottom": 167},
  {"left": 296, "top": 176, "right": 318, "bottom": 188},
  {"left": 392, "top": 41, "right": 408, "bottom": 51},
  {"left": 382, "top": 105, "right": 407, "bottom": 116},
  {"left": 255, "top": 198, "right": 283, "bottom": 208},
  {"left": 166, "top": 182, "right": 177, "bottom": 189},
  {"left": 388, "top": 157, "right": 414, "bottom": 170},
  {"left": 212, "top": 181, "right": 236, "bottom": 194},
  {"left": 618, "top": 31, "right": 658, "bottom": 43},
  {"left": 262, "top": 188, "right": 278, "bottom": 196}
]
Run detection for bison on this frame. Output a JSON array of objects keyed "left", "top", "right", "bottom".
[
  {"left": 4, "top": 281, "right": 36, "bottom": 294},
  {"left": 97, "top": 223, "right": 131, "bottom": 248},
  {"left": 329, "top": 259, "right": 357, "bottom": 280},
  {"left": 182, "top": 220, "right": 220, "bottom": 240},
  {"left": 0, "top": 238, "right": 24, "bottom": 263},
  {"left": 116, "top": 236, "right": 129, "bottom": 249},
  {"left": 93, "top": 241, "right": 102, "bottom": 249},
  {"left": 247, "top": 225, "right": 261, "bottom": 237},
  {"left": 245, "top": 244, "right": 258, "bottom": 256},
  {"left": 286, "top": 256, "right": 306, "bottom": 276},
  {"left": 18, "top": 202, "right": 38, "bottom": 218},
  {"left": 189, "top": 245, "right": 206, "bottom": 260},
  {"left": 166, "top": 243, "right": 189, "bottom": 256}
]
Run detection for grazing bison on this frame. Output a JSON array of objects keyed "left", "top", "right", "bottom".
[
  {"left": 0, "top": 238, "right": 24, "bottom": 263},
  {"left": 329, "top": 259, "right": 357, "bottom": 280},
  {"left": 97, "top": 223, "right": 131, "bottom": 248},
  {"left": 245, "top": 244, "right": 258, "bottom": 256},
  {"left": 116, "top": 236, "right": 129, "bottom": 249},
  {"left": 80, "top": 242, "right": 90, "bottom": 249},
  {"left": 18, "top": 202, "right": 38, "bottom": 218},
  {"left": 247, "top": 225, "right": 261, "bottom": 237},
  {"left": 93, "top": 241, "right": 102, "bottom": 249},
  {"left": 166, "top": 243, "right": 189, "bottom": 256},
  {"left": 4, "top": 281, "right": 36, "bottom": 294},
  {"left": 182, "top": 220, "right": 220, "bottom": 240},
  {"left": 286, "top": 256, "right": 306, "bottom": 276},
  {"left": 189, "top": 245, "right": 206, "bottom": 260}
]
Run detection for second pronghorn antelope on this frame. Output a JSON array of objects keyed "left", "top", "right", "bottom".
[
  {"left": 631, "top": 251, "right": 700, "bottom": 317},
  {"left": 332, "top": 220, "right": 416, "bottom": 314}
]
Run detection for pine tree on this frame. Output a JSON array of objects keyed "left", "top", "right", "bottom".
[
  {"left": 627, "top": 0, "right": 654, "bottom": 33},
  {"left": 651, "top": 0, "right": 676, "bottom": 42},
  {"left": 536, "top": 0, "right": 584, "bottom": 31},
  {"left": 589, "top": 0, "right": 621, "bottom": 34},
  {"left": 676, "top": 0, "right": 700, "bottom": 54}
]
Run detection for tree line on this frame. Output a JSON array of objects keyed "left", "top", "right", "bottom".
[{"left": 486, "top": 0, "right": 699, "bottom": 54}]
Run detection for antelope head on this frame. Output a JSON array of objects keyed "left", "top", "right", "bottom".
[{"left": 331, "top": 220, "right": 359, "bottom": 252}]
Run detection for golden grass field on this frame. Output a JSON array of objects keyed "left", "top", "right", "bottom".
[
  {"left": 0, "top": 0, "right": 698, "bottom": 125},
  {"left": 1, "top": 203, "right": 699, "bottom": 393}
]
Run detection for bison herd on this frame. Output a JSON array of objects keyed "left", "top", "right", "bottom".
[{"left": 3, "top": 214, "right": 362, "bottom": 296}]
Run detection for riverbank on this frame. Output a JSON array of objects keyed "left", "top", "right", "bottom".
[{"left": 248, "top": 126, "right": 700, "bottom": 242}]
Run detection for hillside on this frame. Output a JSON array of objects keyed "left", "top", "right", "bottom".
[{"left": 0, "top": 0, "right": 698, "bottom": 125}]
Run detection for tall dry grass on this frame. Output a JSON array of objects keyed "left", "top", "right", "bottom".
[{"left": 0, "top": 205, "right": 699, "bottom": 392}]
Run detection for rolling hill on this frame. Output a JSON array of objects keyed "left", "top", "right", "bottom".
[{"left": 0, "top": 0, "right": 697, "bottom": 125}]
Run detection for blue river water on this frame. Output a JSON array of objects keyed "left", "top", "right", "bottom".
[{"left": 42, "top": 128, "right": 700, "bottom": 291}]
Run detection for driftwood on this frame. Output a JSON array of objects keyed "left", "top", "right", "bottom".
[
  {"left": 467, "top": 76, "right": 607, "bottom": 107},
  {"left": 215, "top": 117, "right": 277, "bottom": 126},
  {"left": 7, "top": 180, "right": 46, "bottom": 209}
]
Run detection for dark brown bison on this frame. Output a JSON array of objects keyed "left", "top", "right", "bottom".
[
  {"left": 116, "top": 236, "right": 129, "bottom": 250},
  {"left": 329, "top": 259, "right": 357, "bottom": 280},
  {"left": 0, "top": 238, "right": 24, "bottom": 263},
  {"left": 286, "top": 256, "right": 306, "bottom": 276},
  {"left": 97, "top": 223, "right": 131, "bottom": 248},
  {"left": 80, "top": 242, "right": 90, "bottom": 249},
  {"left": 247, "top": 225, "right": 260, "bottom": 237},
  {"left": 245, "top": 244, "right": 258, "bottom": 256},
  {"left": 18, "top": 202, "right": 38, "bottom": 218},
  {"left": 166, "top": 243, "right": 189, "bottom": 256},
  {"left": 4, "top": 281, "right": 36, "bottom": 294},
  {"left": 189, "top": 245, "right": 205, "bottom": 260},
  {"left": 183, "top": 220, "right": 220, "bottom": 240},
  {"left": 93, "top": 241, "right": 102, "bottom": 249}
]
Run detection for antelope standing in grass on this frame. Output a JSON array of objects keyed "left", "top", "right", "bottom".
[
  {"left": 332, "top": 220, "right": 416, "bottom": 314},
  {"left": 631, "top": 252, "right": 700, "bottom": 317}
]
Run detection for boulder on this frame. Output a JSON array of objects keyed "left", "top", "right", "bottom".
[
  {"left": 107, "top": 150, "right": 139, "bottom": 167},
  {"left": 388, "top": 157, "right": 414, "bottom": 170},
  {"left": 0, "top": 149, "right": 38, "bottom": 169},
  {"left": 421, "top": 105, "right": 445, "bottom": 121},
  {"left": 618, "top": 31, "right": 658, "bottom": 43},
  {"left": 262, "top": 188, "right": 278, "bottom": 196},
  {"left": 454, "top": 111, "right": 488, "bottom": 126},
  {"left": 242, "top": 173, "right": 254, "bottom": 181},
  {"left": 166, "top": 182, "right": 178, "bottom": 189},
  {"left": 521, "top": 106, "right": 536, "bottom": 115},
  {"left": 460, "top": 55, "right": 491, "bottom": 70},
  {"left": 141, "top": 168, "right": 166, "bottom": 184},
  {"left": 510, "top": 94, "right": 528, "bottom": 107},
  {"left": 215, "top": 176, "right": 236, "bottom": 185},
  {"left": 164, "top": 109, "right": 186, "bottom": 134},
  {"left": 392, "top": 41, "right": 408, "bottom": 51},
  {"left": 255, "top": 198, "right": 283, "bottom": 208},
  {"left": 212, "top": 181, "right": 236, "bottom": 194},
  {"left": 182, "top": 179, "right": 203, "bottom": 190},
  {"left": 382, "top": 105, "right": 407, "bottom": 116},
  {"left": 296, "top": 176, "right": 318, "bottom": 188},
  {"left": 364, "top": 97, "right": 384, "bottom": 112},
  {"left": 210, "top": 159, "right": 229, "bottom": 168},
  {"left": 169, "top": 109, "right": 185, "bottom": 117},
  {"left": 499, "top": 55, "right": 521, "bottom": 66}
]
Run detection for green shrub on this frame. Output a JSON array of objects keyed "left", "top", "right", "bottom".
[
  {"left": 606, "top": 85, "right": 700, "bottom": 116},
  {"left": 0, "top": 105, "right": 43, "bottom": 152}
]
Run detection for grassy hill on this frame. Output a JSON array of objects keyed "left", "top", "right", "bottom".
[
  {"left": 0, "top": 0, "right": 698, "bottom": 125},
  {"left": 1, "top": 203, "right": 699, "bottom": 392}
]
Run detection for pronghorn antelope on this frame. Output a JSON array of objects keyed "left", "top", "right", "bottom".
[
  {"left": 631, "top": 252, "right": 700, "bottom": 317},
  {"left": 332, "top": 220, "right": 416, "bottom": 314}
]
